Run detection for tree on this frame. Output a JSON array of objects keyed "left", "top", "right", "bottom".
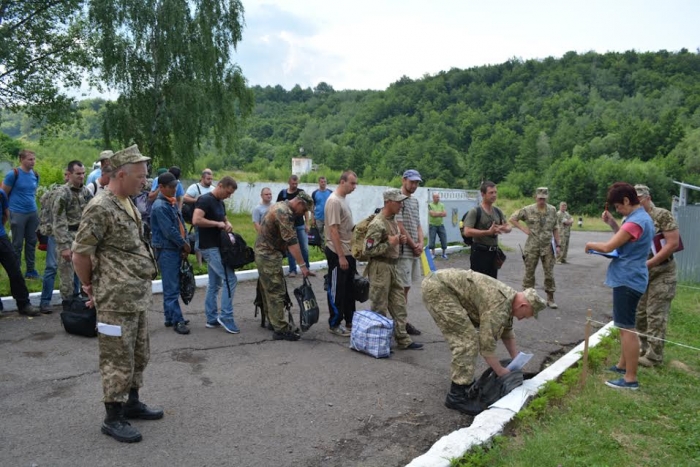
[
  {"left": 0, "top": 0, "right": 90, "bottom": 126},
  {"left": 90, "top": 0, "right": 254, "bottom": 169}
]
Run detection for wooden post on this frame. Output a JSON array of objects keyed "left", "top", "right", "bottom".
[{"left": 580, "top": 309, "right": 593, "bottom": 388}]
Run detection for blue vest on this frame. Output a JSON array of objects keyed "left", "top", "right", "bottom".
[{"left": 604, "top": 207, "right": 654, "bottom": 294}]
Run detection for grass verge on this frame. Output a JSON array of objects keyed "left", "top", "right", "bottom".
[{"left": 451, "top": 286, "right": 700, "bottom": 467}]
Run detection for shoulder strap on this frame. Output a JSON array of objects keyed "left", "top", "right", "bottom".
[
  {"left": 475, "top": 206, "right": 482, "bottom": 227},
  {"left": 196, "top": 183, "right": 201, "bottom": 195},
  {"left": 493, "top": 206, "right": 503, "bottom": 224},
  {"left": 92, "top": 181, "right": 98, "bottom": 193}
]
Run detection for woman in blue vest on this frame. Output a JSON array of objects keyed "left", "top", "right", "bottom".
[{"left": 585, "top": 182, "right": 653, "bottom": 390}]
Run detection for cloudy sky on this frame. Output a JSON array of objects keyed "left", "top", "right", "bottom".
[{"left": 233, "top": 0, "right": 699, "bottom": 91}]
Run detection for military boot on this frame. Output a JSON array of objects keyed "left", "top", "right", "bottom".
[
  {"left": 546, "top": 293, "right": 558, "bottom": 309},
  {"left": 102, "top": 402, "right": 142, "bottom": 443},
  {"left": 124, "top": 388, "right": 164, "bottom": 420},
  {"left": 445, "top": 382, "right": 483, "bottom": 416}
]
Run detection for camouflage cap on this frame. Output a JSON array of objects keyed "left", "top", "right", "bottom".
[
  {"left": 98, "top": 150, "right": 114, "bottom": 161},
  {"left": 634, "top": 184, "right": 650, "bottom": 198},
  {"left": 535, "top": 187, "right": 549, "bottom": 199},
  {"left": 110, "top": 145, "right": 150, "bottom": 168},
  {"left": 296, "top": 191, "right": 313, "bottom": 207},
  {"left": 384, "top": 188, "right": 408, "bottom": 202},
  {"left": 523, "top": 288, "right": 546, "bottom": 318}
]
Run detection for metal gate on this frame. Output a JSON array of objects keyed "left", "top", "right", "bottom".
[{"left": 676, "top": 204, "right": 700, "bottom": 283}]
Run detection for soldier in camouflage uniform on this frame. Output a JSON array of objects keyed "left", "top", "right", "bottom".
[
  {"left": 421, "top": 268, "right": 546, "bottom": 415},
  {"left": 509, "top": 187, "right": 562, "bottom": 308},
  {"left": 72, "top": 145, "right": 160, "bottom": 443},
  {"left": 555, "top": 201, "right": 573, "bottom": 264},
  {"left": 254, "top": 192, "right": 313, "bottom": 341},
  {"left": 364, "top": 189, "right": 423, "bottom": 350},
  {"left": 634, "top": 185, "right": 679, "bottom": 367},
  {"left": 52, "top": 160, "right": 92, "bottom": 309}
]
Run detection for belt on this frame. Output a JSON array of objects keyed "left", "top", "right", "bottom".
[
  {"left": 658, "top": 254, "right": 674, "bottom": 266},
  {"left": 68, "top": 225, "right": 79, "bottom": 232},
  {"left": 472, "top": 243, "right": 498, "bottom": 252}
]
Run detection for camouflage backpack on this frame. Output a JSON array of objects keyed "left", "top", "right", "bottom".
[
  {"left": 37, "top": 185, "right": 65, "bottom": 237},
  {"left": 351, "top": 208, "right": 381, "bottom": 261}
]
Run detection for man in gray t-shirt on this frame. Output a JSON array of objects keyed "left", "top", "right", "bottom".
[{"left": 253, "top": 187, "right": 273, "bottom": 233}]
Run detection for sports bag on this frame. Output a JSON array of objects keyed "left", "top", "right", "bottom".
[
  {"left": 179, "top": 258, "right": 196, "bottom": 305},
  {"left": 219, "top": 231, "right": 255, "bottom": 270},
  {"left": 294, "top": 277, "right": 319, "bottom": 332},
  {"left": 308, "top": 226, "right": 322, "bottom": 247},
  {"left": 349, "top": 310, "right": 393, "bottom": 358},
  {"left": 60, "top": 305, "right": 97, "bottom": 338},
  {"left": 470, "top": 359, "right": 524, "bottom": 414},
  {"left": 351, "top": 208, "right": 381, "bottom": 261},
  {"left": 353, "top": 273, "right": 370, "bottom": 303}
]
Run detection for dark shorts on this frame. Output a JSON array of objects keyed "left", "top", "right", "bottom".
[{"left": 612, "top": 286, "right": 643, "bottom": 329}]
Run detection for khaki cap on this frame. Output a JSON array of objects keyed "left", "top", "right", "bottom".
[
  {"left": 110, "top": 145, "right": 150, "bottom": 168},
  {"left": 536, "top": 187, "right": 549, "bottom": 199},
  {"left": 98, "top": 150, "right": 114, "bottom": 161},
  {"left": 523, "top": 288, "right": 546, "bottom": 318},
  {"left": 384, "top": 189, "right": 408, "bottom": 202},
  {"left": 634, "top": 184, "right": 650, "bottom": 197},
  {"left": 296, "top": 191, "right": 313, "bottom": 207}
]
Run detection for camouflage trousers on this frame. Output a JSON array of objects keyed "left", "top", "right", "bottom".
[
  {"left": 57, "top": 241, "right": 78, "bottom": 300},
  {"left": 367, "top": 259, "right": 411, "bottom": 348},
  {"left": 98, "top": 309, "right": 150, "bottom": 403},
  {"left": 556, "top": 232, "right": 570, "bottom": 262},
  {"left": 636, "top": 261, "right": 677, "bottom": 363},
  {"left": 523, "top": 247, "right": 556, "bottom": 293},
  {"left": 422, "top": 274, "right": 478, "bottom": 385},
  {"left": 256, "top": 255, "right": 293, "bottom": 333}
]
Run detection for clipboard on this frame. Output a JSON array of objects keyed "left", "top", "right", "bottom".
[{"left": 588, "top": 249, "right": 620, "bottom": 259}]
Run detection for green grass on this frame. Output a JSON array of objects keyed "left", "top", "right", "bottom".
[
  {"left": 0, "top": 212, "right": 329, "bottom": 296},
  {"left": 451, "top": 286, "right": 700, "bottom": 467}
]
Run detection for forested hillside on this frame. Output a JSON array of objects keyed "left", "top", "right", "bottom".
[{"left": 3, "top": 49, "right": 700, "bottom": 212}]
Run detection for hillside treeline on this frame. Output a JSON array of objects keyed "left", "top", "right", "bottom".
[{"left": 3, "top": 49, "right": 700, "bottom": 212}]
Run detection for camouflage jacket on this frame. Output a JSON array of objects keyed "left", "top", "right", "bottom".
[
  {"left": 72, "top": 189, "right": 157, "bottom": 313},
  {"left": 254, "top": 201, "right": 299, "bottom": 259},
  {"left": 364, "top": 212, "right": 400, "bottom": 260},
  {"left": 557, "top": 210, "right": 573, "bottom": 235},
  {"left": 53, "top": 183, "right": 93, "bottom": 251},
  {"left": 510, "top": 203, "right": 559, "bottom": 253}
]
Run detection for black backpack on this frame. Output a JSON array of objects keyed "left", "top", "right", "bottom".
[
  {"left": 219, "top": 231, "right": 255, "bottom": 270},
  {"left": 470, "top": 359, "right": 524, "bottom": 414},
  {"left": 460, "top": 206, "right": 504, "bottom": 246},
  {"left": 182, "top": 184, "right": 202, "bottom": 224}
]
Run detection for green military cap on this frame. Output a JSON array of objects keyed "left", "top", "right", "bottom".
[
  {"left": 634, "top": 184, "right": 650, "bottom": 197},
  {"left": 110, "top": 145, "right": 150, "bottom": 168},
  {"left": 535, "top": 187, "right": 549, "bottom": 199},
  {"left": 523, "top": 288, "right": 546, "bottom": 318},
  {"left": 98, "top": 150, "right": 114, "bottom": 161},
  {"left": 384, "top": 189, "right": 408, "bottom": 202},
  {"left": 296, "top": 191, "right": 313, "bottom": 207}
]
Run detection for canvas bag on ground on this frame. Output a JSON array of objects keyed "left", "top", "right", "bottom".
[
  {"left": 179, "top": 258, "right": 196, "bottom": 305},
  {"left": 60, "top": 306, "right": 97, "bottom": 338},
  {"left": 349, "top": 310, "right": 393, "bottom": 358},
  {"left": 293, "top": 277, "right": 319, "bottom": 332},
  {"left": 471, "top": 358, "right": 524, "bottom": 414}
]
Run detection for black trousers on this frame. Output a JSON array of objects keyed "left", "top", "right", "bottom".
[
  {"left": 325, "top": 246, "right": 356, "bottom": 329},
  {"left": 0, "top": 235, "right": 30, "bottom": 308},
  {"left": 469, "top": 246, "right": 498, "bottom": 279}
]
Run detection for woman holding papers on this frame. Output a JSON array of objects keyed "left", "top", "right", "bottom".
[{"left": 585, "top": 182, "right": 653, "bottom": 391}]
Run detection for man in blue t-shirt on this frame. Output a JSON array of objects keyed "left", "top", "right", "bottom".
[
  {"left": 0, "top": 188, "right": 39, "bottom": 315},
  {"left": 1, "top": 149, "right": 41, "bottom": 279},
  {"left": 310, "top": 176, "right": 332, "bottom": 245}
]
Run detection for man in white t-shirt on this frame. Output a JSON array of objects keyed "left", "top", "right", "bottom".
[
  {"left": 183, "top": 169, "right": 214, "bottom": 264},
  {"left": 324, "top": 170, "right": 358, "bottom": 337}
]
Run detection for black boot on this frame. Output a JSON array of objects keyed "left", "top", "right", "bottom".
[
  {"left": 101, "top": 402, "right": 142, "bottom": 443},
  {"left": 445, "top": 382, "right": 482, "bottom": 416},
  {"left": 124, "top": 388, "right": 164, "bottom": 420}
]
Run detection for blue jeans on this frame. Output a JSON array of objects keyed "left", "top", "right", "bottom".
[
  {"left": 201, "top": 247, "right": 237, "bottom": 323},
  {"left": 10, "top": 211, "right": 39, "bottom": 273},
  {"left": 428, "top": 224, "right": 447, "bottom": 252},
  {"left": 41, "top": 236, "right": 79, "bottom": 306},
  {"left": 156, "top": 248, "right": 185, "bottom": 324},
  {"left": 287, "top": 225, "right": 310, "bottom": 273}
]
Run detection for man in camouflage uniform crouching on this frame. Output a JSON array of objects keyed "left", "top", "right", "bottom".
[
  {"left": 422, "top": 268, "right": 546, "bottom": 415},
  {"left": 73, "top": 145, "right": 160, "bottom": 443},
  {"left": 254, "top": 191, "right": 313, "bottom": 341},
  {"left": 363, "top": 189, "right": 423, "bottom": 350}
]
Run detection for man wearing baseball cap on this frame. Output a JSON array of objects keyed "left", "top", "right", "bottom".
[
  {"left": 422, "top": 268, "right": 546, "bottom": 415},
  {"left": 363, "top": 189, "right": 423, "bottom": 350},
  {"left": 73, "top": 144, "right": 162, "bottom": 443}
]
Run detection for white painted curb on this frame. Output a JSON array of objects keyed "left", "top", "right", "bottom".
[
  {"left": 406, "top": 321, "right": 616, "bottom": 467},
  {"left": 1, "top": 246, "right": 466, "bottom": 311}
]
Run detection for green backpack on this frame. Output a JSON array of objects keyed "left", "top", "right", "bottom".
[
  {"left": 37, "top": 185, "right": 64, "bottom": 237},
  {"left": 351, "top": 208, "right": 381, "bottom": 261}
]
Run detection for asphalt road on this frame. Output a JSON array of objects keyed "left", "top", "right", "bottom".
[{"left": 0, "top": 229, "right": 614, "bottom": 467}]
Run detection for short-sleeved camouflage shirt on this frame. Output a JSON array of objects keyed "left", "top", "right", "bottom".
[
  {"left": 254, "top": 201, "right": 299, "bottom": 259},
  {"left": 510, "top": 203, "right": 559, "bottom": 252},
  {"left": 649, "top": 206, "right": 678, "bottom": 235},
  {"left": 364, "top": 212, "right": 400, "bottom": 260}
]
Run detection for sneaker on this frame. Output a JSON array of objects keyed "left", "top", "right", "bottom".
[
  {"left": 288, "top": 271, "right": 297, "bottom": 278},
  {"left": 405, "top": 322, "right": 422, "bottom": 336},
  {"left": 173, "top": 322, "right": 190, "bottom": 335},
  {"left": 273, "top": 330, "right": 301, "bottom": 341},
  {"left": 18, "top": 304, "right": 40, "bottom": 317},
  {"left": 400, "top": 342, "right": 424, "bottom": 350},
  {"left": 217, "top": 316, "right": 240, "bottom": 334},
  {"left": 329, "top": 326, "right": 351, "bottom": 337},
  {"left": 441, "top": 254, "right": 448, "bottom": 260},
  {"left": 607, "top": 365, "right": 626, "bottom": 375},
  {"left": 605, "top": 378, "right": 639, "bottom": 390},
  {"left": 39, "top": 304, "right": 53, "bottom": 315},
  {"left": 164, "top": 321, "right": 173, "bottom": 327},
  {"left": 24, "top": 270, "right": 41, "bottom": 280},
  {"left": 205, "top": 321, "right": 221, "bottom": 329}
]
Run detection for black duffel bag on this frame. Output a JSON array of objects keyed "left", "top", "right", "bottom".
[
  {"left": 470, "top": 358, "right": 524, "bottom": 414},
  {"left": 60, "top": 302, "right": 97, "bottom": 338},
  {"left": 353, "top": 273, "right": 370, "bottom": 303},
  {"left": 293, "top": 277, "right": 319, "bottom": 332}
]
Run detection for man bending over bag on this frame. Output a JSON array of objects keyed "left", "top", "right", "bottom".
[{"left": 421, "top": 269, "right": 546, "bottom": 415}]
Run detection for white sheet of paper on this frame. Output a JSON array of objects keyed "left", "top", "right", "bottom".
[
  {"left": 97, "top": 323, "right": 122, "bottom": 337},
  {"left": 506, "top": 351, "right": 533, "bottom": 371}
]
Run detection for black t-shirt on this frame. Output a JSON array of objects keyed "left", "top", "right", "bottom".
[
  {"left": 277, "top": 188, "right": 305, "bottom": 227},
  {"left": 196, "top": 192, "right": 226, "bottom": 249}
]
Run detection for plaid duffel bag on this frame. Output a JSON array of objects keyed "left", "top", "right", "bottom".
[{"left": 349, "top": 310, "right": 393, "bottom": 358}]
